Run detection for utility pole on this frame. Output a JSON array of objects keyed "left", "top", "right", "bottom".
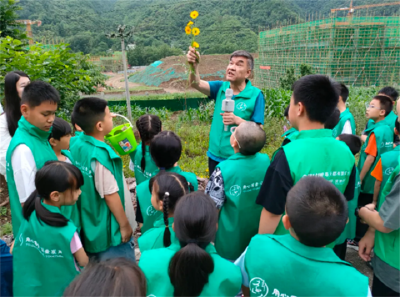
[{"left": 106, "top": 25, "right": 134, "bottom": 120}]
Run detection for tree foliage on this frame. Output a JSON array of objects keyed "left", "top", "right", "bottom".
[
  {"left": 127, "top": 44, "right": 183, "bottom": 66},
  {"left": 279, "top": 64, "right": 314, "bottom": 90},
  {"left": 0, "top": 0, "right": 27, "bottom": 41}
]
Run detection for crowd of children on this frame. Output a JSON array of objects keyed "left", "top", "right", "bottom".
[{"left": 0, "top": 65, "right": 399, "bottom": 297}]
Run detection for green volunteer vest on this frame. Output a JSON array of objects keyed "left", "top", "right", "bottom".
[
  {"left": 139, "top": 242, "right": 242, "bottom": 297},
  {"left": 332, "top": 108, "right": 356, "bottom": 137},
  {"left": 136, "top": 166, "right": 198, "bottom": 234},
  {"left": 130, "top": 144, "right": 158, "bottom": 185},
  {"left": 358, "top": 121, "right": 393, "bottom": 194},
  {"left": 378, "top": 146, "right": 400, "bottom": 201},
  {"left": 60, "top": 150, "right": 81, "bottom": 231},
  {"left": 336, "top": 168, "right": 361, "bottom": 245},
  {"left": 375, "top": 157, "right": 400, "bottom": 270},
  {"left": 275, "top": 129, "right": 355, "bottom": 237},
  {"left": 138, "top": 217, "right": 178, "bottom": 253},
  {"left": 282, "top": 127, "right": 299, "bottom": 140},
  {"left": 209, "top": 80, "right": 261, "bottom": 159},
  {"left": 6, "top": 117, "right": 57, "bottom": 235},
  {"left": 215, "top": 152, "right": 270, "bottom": 260},
  {"left": 245, "top": 234, "right": 368, "bottom": 297},
  {"left": 69, "top": 131, "right": 83, "bottom": 149},
  {"left": 367, "top": 110, "right": 397, "bottom": 136},
  {"left": 13, "top": 202, "right": 79, "bottom": 296},
  {"left": 70, "top": 134, "right": 125, "bottom": 253}
]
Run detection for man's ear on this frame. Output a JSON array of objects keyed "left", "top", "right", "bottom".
[
  {"left": 282, "top": 214, "right": 292, "bottom": 231},
  {"left": 95, "top": 121, "right": 103, "bottom": 132},
  {"left": 297, "top": 101, "right": 306, "bottom": 117},
  {"left": 20, "top": 104, "right": 29, "bottom": 116}
]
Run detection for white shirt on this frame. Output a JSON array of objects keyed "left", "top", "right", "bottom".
[
  {"left": 0, "top": 113, "right": 12, "bottom": 177},
  {"left": 341, "top": 120, "right": 353, "bottom": 135},
  {"left": 11, "top": 144, "right": 36, "bottom": 203}
]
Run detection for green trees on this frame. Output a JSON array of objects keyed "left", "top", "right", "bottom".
[
  {"left": 0, "top": 0, "right": 27, "bottom": 41},
  {"left": 127, "top": 44, "right": 182, "bottom": 66}
]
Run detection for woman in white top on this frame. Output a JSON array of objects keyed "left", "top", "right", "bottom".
[{"left": 0, "top": 71, "right": 30, "bottom": 178}]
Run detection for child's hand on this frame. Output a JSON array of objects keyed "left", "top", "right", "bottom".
[
  {"left": 358, "top": 229, "right": 375, "bottom": 262},
  {"left": 120, "top": 224, "right": 133, "bottom": 243}
]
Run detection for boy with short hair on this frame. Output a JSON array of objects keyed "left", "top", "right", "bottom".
[
  {"left": 256, "top": 75, "right": 356, "bottom": 236},
  {"left": 332, "top": 83, "right": 356, "bottom": 137},
  {"left": 205, "top": 121, "right": 270, "bottom": 260},
  {"left": 6, "top": 81, "right": 59, "bottom": 235},
  {"left": 70, "top": 97, "right": 136, "bottom": 261},
  {"left": 236, "top": 176, "right": 369, "bottom": 297},
  {"left": 281, "top": 106, "right": 298, "bottom": 146}
]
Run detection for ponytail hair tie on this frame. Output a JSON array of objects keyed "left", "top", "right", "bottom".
[
  {"left": 165, "top": 192, "right": 170, "bottom": 197},
  {"left": 187, "top": 239, "right": 198, "bottom": 244}
]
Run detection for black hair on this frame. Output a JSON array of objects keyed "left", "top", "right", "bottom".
[
  {"left": 150, "top": 131, "right": 182, "bottom": 169},
  {"left": 284, "top": 105, "right": 289, "bottom": 118},
  {"left": 292, "top": 75, "right": 339, "bottom": 124},
  {"left": 70, "top": 113, "right": 79, "bottom": 134},
  {"left": 168, "top": 192, "right": 217, "bottom": 296},
  {"left": 3, "top": 71, "right": 30, "bottom": 136},
  {"left": 136, "top": 115, "right": 162, "bottom": 172},
  {"left": 373, "top": 95, "right": 393, "bottom": 117},
  {"left": 49, "top": 117, "right": 72, "bottom": 141},
  {"left": 149, "top": 172, "right": 194, "bottom": 247},
  {"left": 23, "top": 161, "right": 84, "bottom": 227},
  {"left": 324, "top": 108, "right": 341, "bottom": 129},
  {"left": 339, "top": 83, "right": 349, "bottom": 103},
  {"left": 71, "top": 97, "right": 108, "bottom": 134},
  {"left": 395, "top": 117, "right": 399, "bottom": 133},
  {"left": 21, "top": 81, "right": 60, "bottom": 108},
  {"left": 286, "top": 176, "right": 348, "bottom": 247},
  {"left": 337, "top": 134, "right": 362, "bottom": 156},
  {"left": 378, "top": 86, "right": 399, "bottom": 102},
  {"left": 235, "top": 122, "right": 266, "bottom": 155},
  {"left": 63, "top": 258, "right": 146, "bottom": 297}
]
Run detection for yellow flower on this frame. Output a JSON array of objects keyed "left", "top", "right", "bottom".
[
  {"left": 187, "top": 21, "right": 194, "bottom": 27},
  {"left": 206, "top": 169, "right": 209, "bottom": 171},
  {"left": 192, "top": 41, "right": 199, "bottom": 48},
  {"left": 190, "top": 10, "right": 199, "bottom": 19},
  {"left": 185, "top": 26, "right": 192, "bottom": 35},
  {"left": 192, "top": 27, "right": 200, "bottom": 36}
]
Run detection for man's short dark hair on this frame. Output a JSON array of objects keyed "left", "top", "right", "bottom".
[
  {"left": 337, "top": 134, "right": 362, "bottom": 156},
  {"left": 292, "top": 75, "right": 339, "bottom": 124},
  {"left": 236, "top": 122, "right": 266, "bottom": 155},
  {"left": 230, "top": 50, "right": 254, "bottom": 71},
  {"left": 72, "top": 97, "right": 108, "bottom": 134},
  {"left": 21, "top": 81, "right": 60, "bottom": 107},
  {"left": 286, "top": 176, "right": 348, "bottom": 247},
  {"left": 378, "top": 86, "right": 398, "bottom": 101},
  {"left": 339, "top": 83, "right": 349, "bottom": 103},
  {"left": 373, "top": 95, "right": 393, "bottom": 117},
  {"left": 324, "top": 108, "right": 340, "bottom": 129}
]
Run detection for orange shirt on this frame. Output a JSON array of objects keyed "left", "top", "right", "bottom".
[
  {"left": 371, "top": 158, "right": 383, "bottom": 182},
  {"left": 365, "top": 133, "right": 378, "bottom": 157}
]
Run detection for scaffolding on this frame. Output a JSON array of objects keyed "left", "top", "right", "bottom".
[
  {"left": 255, "top": 16, "right": 400, "bottom": 88},
  {"left": 89, "top": 52, "right": 125, "bottom": 72}
]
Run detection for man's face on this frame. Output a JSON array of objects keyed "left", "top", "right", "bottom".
[
  {"left": 22, "top": 101, "right": 57, "bottom": 131},
  {"left": 288, "top": 95, "right": 299, "bottom": 129},
  {"left": 226, "top": 56, "right": 251, "bottom": 83},
  {"left": 366, "top": 99, "right": 383, "bottom": 120},
  {"left": 101, "top": 106, "right": 115, "bottom": 135}
]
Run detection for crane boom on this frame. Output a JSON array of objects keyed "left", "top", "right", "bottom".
[
  {"left": 331, "top": 1, "right": 400, "bottom": 14},
  {"left": 15, "top": 20, "right": 42, "bottom": 45}
]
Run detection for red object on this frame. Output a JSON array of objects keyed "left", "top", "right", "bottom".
[{"left": 260, "top": 66, "right": 271, "bottom": 70}]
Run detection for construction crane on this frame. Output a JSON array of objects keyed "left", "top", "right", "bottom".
[
  {"left": 15, "top": 20, "right": 42, "bottom": 45},
  {"left": 331, "top": 1, "right": 400, "bottom": 16}
]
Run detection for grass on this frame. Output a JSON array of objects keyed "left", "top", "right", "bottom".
[
  {"left": 0, "top": 222, "right": 12, "bottom": 236},
  {"left": 103, "top": 86, "right": 163, "bottom": 93},
  {"left": 106, "top": 91, "right": 206, "bottom": 101}
]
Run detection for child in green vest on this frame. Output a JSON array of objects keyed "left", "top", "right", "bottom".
[
  {"left": 138, "top": 172, "right": 193, "bottom": 252},
  {"left": 139, "top": 192, "right": 242, "bottom": 296},
  {"left": 69, "top": 114, "right": 83, "bottom": 149},
  {"left": 64, "top": 258, "right": 147, "bottom": 296},
  {"left": 70, "top": 97, "right": 136, "bottom": 262},
  {"left": 356, "top": 95, "right": 393, "bottom": 243},
  {"left": 256, "top": 75, "right": 356, "bottom": 236},
  {"left": 281, "top": 106, "right": 298, "bottom": 146},
  {"left": 136, "top": 131, "right": 198, "bottom": 234},
  {"left": 333, "top": 134, "right": 362, "bottom": 260},
  {"left": 129, "top": 114, "right": 161, "bottom": 186},
  {"left": 205, "top": 121, "right": 270, "bottom": 260},
  {"left": 6, "top": 81, "right": 59, "bottom": 235},
  {"left": 236, "top": 176, "right": 369, "bottom": 297},
  {"left": 332, "top": 83, "right": 356, "bottom": 137},
  {"left": 12, "top": 161, "right": 88, "bottom": 297}
]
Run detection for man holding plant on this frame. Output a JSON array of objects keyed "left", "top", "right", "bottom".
[{"left": 186, "top": 47, "right": 265, "bottom": 175}]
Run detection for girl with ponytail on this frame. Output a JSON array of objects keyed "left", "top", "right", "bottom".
[
  {"left": 129, "top": 114, "right": 162, "bottom": 185},
  {"left": 12, "top": 161, "right": 88, "bottom": 297},
  {"left": 139, "top": 192, "right": 242, "bottom": 296},
  {"left": 138, "top": 172, "right": 194, "bottom": 252}
]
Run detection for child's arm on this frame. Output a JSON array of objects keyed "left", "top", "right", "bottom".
[
  {"left": 372, "top": 180, "right": 381, "bottom": 206},
  {"left": 360, "top": 133, "right": 377, "bottom": 182},
  {"left": 104, "top": 192, "right": 133, "bottom": 242},
  {"left": 360, "top": 155, "right": 375, "bottom": 182},
  {"left": 74, "top": 248, "right": 89, "bottom": 267},
  {"left": 10, "top": 241, "right": 15, "bottom": 254},
  {"left": 370, "top": 159, "right": 383, "bottom": 206}
]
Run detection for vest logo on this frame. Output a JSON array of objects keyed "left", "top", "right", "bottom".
[
  {"left": 229, "top": 185, "right": 242, "bottom": 197},
  {"left": 19, "top": 233, "right": 24, "bottom": 246},
  {"left": 381, "top": 142, "right": 393, "bottom": 148},
  {"left": 385, "top": 167, "right": 395, "bottom": 176},
  {"left": 249, "top": 277, "right": 269, "bottom": 297},
  {"left": 146, "top": 205, "right": 157, "bottom": 216},
  {"left": 236, "top": 102, "right": 247, "bottom": 111}
]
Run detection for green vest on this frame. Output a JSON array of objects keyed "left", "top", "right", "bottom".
[
  {"left": 60, "top": 150, "right": 81, "bottom": 231},
  {"left": 70, "top": 134, "right": 125, "bottom": 253},
  {"left": 215, "top": 153, "right": 270, "bottom": 260},
  {"left": 139, "top": 242, "right": 242, "bottom": 296},
  {"left": 336, "top": 168, "right": 361, "bottom": 245},
  {"left": 138, "top": 217, "right": 178, "bottom": 253},
  {"left": 6, "top": 117, "right": 58, "bottom": 235},
  {"left": 136, "top": 166, "right": 198, "bottom": 234},
  {"left": 245, "top": 234, "right": 368, "bottom": 297},
  {"left": 275, "top": 129, "right": 355, "bottom": 237},
  {"left": 378, "top": 146, "right": 400, "bottom": 201},
  {"left": 129, "top": 144, "right": 158, "bottom": 185},
  {"left": 209, "top": 80, "right": 261, "bottom": 159},
  {"left": 272, "top": 128, "right": 299, "bottom": 161},
  {"left": 358, "top": 121, "right": 393, "bottom": 194},
  {"left": 13, "top": 202, "right": 79, "bottom": 296},
  {"left": 332, "top": 108, "right": 356, "bottom": 137},
  {"left": 367, "top": 110, "right": 397, "bottom": 137},
  {"left": 375, "top": 157, "right": 400, "bottom": 270},
  {"left": 69, "top": 131, "right": 83, "bottom": 149}
]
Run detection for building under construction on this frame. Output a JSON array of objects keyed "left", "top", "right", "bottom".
[{"left": 255, "top": 16, "right": 400, "bottom": 88}]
